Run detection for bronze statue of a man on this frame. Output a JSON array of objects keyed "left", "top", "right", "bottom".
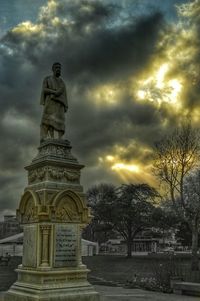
[{"left": 40, "top": 62, "right": 68, "bottom": 141}]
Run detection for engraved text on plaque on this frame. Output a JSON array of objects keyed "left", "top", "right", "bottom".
[{"left": 54, "top": 224, "right": 78, "bottom": 267}]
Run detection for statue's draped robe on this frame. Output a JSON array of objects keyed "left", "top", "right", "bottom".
[{"left": 40, "top": 76, "right": 68, "bottom": 133}]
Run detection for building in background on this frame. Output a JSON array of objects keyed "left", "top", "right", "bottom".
[
  {"left": 82, "top": 239, "right": 99, "bottom": 256},
  {"left": 100, "top": 237, "right": 159, "bottom": 254},
  {"left": 0, "top": 233, "right": 99, "bottom": 257},
  {"left": 0, "top": 233, "right": 23, "bottom": 256},
  {"left": 0, "top": 216, "right": 22, "bottom": 239},
  {"left": 100, "top": 232, "right": 182, "bottom": 255}
]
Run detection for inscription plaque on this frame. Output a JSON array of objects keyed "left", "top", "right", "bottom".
[
  {"left": 22, "top": 225, "right": 37, "bottom": 268},
  {"left": 54, "top": 224, "right": 78, "bottom": 267}
]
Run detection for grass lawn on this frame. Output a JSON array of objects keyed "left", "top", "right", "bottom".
[
  {"left": 0, "top": 254, "right": 200, "bottom": 291},
  {"left": 82, "top": 254, "right": 200, "bottom": 285}
]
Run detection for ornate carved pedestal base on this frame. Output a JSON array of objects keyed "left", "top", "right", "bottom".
[
  {"left": 4, "top": 139, "right": 99, "bottom": 301},
  {"left": 5, "top": 267, "right": 99, "bottom": 301}
]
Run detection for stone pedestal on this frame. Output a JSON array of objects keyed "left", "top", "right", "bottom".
[{"left": 5, "top": 139, "right": 99, "bottom": 301}]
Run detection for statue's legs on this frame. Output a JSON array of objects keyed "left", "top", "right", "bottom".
[
  {"left": 49, "top": 126, "right": 54, "bottom": 139},
  {"left": 58, "top": 131, "right": 64, "bottom": 139},
  {"left": 40, "top": 124, "right": 48, "bottom": 141},
  {"left": 41, "top": 125, "right": 55, "bottom": 141},
  {"left": 41, "top": 125, "right": 65, "bottom": 140}
]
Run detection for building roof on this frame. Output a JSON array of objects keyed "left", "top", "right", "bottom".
[
  {"left": 82, "top": 239, "right": 98, "bottom": 246},
  {"left": 0, "top": 232, "right": 23, "bottom": 244},
  {"left": 0, "top": 233, "right": 98, "bottom": 246}
]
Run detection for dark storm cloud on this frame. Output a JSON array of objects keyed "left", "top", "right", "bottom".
[
  {"left": 57, "top": 0, "right": 117, "bottom": 24},
  {"left": 0, "top": 1, "right": 165, "bottom": 144},
  {"left": 69, "top": 93, "right": 163, "bottom": 162},
  {"left": 0, "top": 0, "right": 178, "bottom": 215},
  {"left": 66, "top": 12, "right": 163, "bottom": 81},
  {"left": 0, "top": 49, "right": 41, "bottom": 119},
  {"left": 2, "top": 2, "right": 164, "bottom": 82},
  {"left": 0, "top": 173, "right": 25, "bottom": 211}
]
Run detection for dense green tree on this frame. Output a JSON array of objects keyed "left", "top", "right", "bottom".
[
  {"left": 85, "top": 183, "right": 158, "bottom": 257},
  {"left": 84, "top": 183, "right": 117, "bottom": 243},
  {"left": 115, "top": 183, "right": 158, "bottom": 257},
  {"left": 176, "top": 221, "right": 192, "bottom": 247},
  {"left": 151, "top": 207, "right": 178, "bottom": 244}
]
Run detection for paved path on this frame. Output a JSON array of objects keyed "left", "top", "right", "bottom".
[
  {"left": 95, "top": 285, "right": 199, "bottom": 301},
  {"left": 0, "top": 286, "right": 199, "bottom": 301}
]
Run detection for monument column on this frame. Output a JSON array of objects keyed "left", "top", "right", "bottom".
[
  {"left": 40, "top": 224, "right": 51, "bottom": 267},
  {"left": 5, "top": 63, "right": 99, "bottom": 301}
]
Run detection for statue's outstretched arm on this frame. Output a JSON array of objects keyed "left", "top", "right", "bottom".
[{"left": 44, "top": 87, "right": 56, "bottom": 95}]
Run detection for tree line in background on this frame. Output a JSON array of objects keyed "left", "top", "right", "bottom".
[{"left": 84, "top": 121, "right": 200, "bottom": 271}]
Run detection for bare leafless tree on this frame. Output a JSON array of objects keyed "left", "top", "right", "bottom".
[
  {"left": 183, "top": 169, "right": 200, "bottom": 270},
  {"left": 153, "top": 121, "right": 200, "bottom": 270}
]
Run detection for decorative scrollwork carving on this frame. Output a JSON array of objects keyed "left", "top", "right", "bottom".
[
  {"left": 35, "top": 143, "right": 75, "bottom": 160},
  {"left": 48, "top": 167, "right": 63, "bottom": 180},
  {"left": 28, "top": 166, "right": 80, "bottom": 184},
  {"left": 28, "top": 168, "right": 47, "bottom": 183},
  {"left": 63, "top": 170, "right": 80, "bottom": 181},
  {"left": 55, "top": 197, "right": 81, "bottom": 222},
  {"left": 48, "top": 167, "right": 80, "bottom": 182},
  {"left": 22, "top": 198, "right": 37, "bottom": 223}
]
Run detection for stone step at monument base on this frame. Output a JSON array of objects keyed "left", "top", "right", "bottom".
[
  {"left": 5, "top": 282, "right": 99, "bottom": 301},
  {"left": 4, "top": 266, "right": 100, "bottom": 301},
  {"left": 13, "top": 265, "right": 90, "bottom": 283}
]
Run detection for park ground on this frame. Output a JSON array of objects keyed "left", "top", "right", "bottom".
[
  {"left": 1, "top": 255, "right": 200, "bottom": 300},
  {"left": 96, "top": 285, "right": 199, "bottom": 301},
  {"left": 83, "top": 254, "right": 200, "bottom": 284},
  {"left": 0, "top": 286, "right": 199, "bottom": 301}
]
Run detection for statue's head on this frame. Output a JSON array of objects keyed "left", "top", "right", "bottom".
[{"left": 52, "top": 62, "right": 61, "bottom": 77}]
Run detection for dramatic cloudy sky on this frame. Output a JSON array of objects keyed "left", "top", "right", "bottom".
[{"left": 0, "top": 0, "right": 200, "bottom": 218}]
